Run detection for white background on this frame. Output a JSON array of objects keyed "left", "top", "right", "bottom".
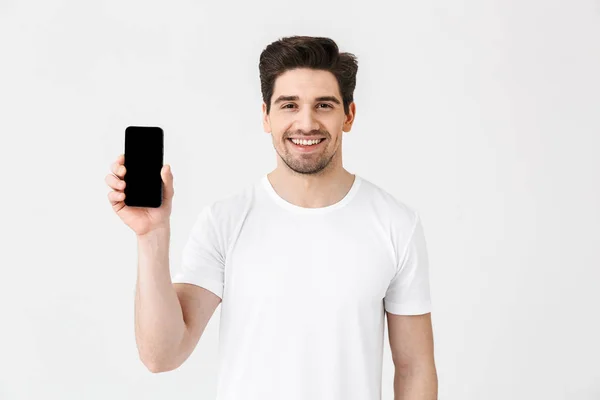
[{"left": 1, "top": 1, "right": 599, "bottom": 399}]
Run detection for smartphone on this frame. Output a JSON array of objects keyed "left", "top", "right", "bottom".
[{"left": 124, "top": 126, "right": 163, "bottom": 208}]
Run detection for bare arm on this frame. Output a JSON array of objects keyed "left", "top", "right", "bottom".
[
  {"left": 134, "top": 225, "right": 221, "bottom": 373},
  {"left": 387, "top": 312, "right": 438, "bottom": 399},
  {"left": 106, "top": 155, "right": 221, "bottom": 372}
]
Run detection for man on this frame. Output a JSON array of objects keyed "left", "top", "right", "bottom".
[{"left": 106, "top": 35, "right": 437, "bottom": 399}]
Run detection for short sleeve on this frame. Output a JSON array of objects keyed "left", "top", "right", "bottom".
[
  {"left": 384, "top": 213, "right": 432, "bottom": 315},
  {"left": 171, "top": 205, "right": 225, "bottom": 299}
]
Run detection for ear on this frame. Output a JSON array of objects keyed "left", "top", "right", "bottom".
[
  {"left": 262, "top": 102, "right": 271, "bottom": 133},
  {"left": 342, "top": 102, "right": 356, "bottom": 133}
]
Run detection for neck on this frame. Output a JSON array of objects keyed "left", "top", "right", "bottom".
[{"left": 267, "top": 166, "right": 355, "bottom": 209}]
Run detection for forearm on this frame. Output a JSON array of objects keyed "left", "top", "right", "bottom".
[
  {"left": 134, "top": 224, "right": 186, "bottom": 371},
  {"left": 393, "top": 364, "right": 438, "bottom": 400}
]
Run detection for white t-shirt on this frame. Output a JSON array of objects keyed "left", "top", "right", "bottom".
[{"left": 171, "top": 173, "right": 432, "bottom": 400}]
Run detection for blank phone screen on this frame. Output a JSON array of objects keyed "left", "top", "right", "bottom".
[{"left": 124, "top": 126, "right": 163, "bottom": 208}]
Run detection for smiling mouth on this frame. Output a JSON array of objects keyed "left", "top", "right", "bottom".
[{"left": 287, "top": 138, "right": 326, "bottom": 147}]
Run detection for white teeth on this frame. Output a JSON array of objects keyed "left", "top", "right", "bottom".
[{"left": 290, "top": 138, "right": 323, "bottom": 146}]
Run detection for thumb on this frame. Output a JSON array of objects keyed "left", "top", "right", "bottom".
[{"left": 161, "top": 164, "right": 174, "bottom": 201}]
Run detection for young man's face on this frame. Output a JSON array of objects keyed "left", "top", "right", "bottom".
[{"left": 262, "top": 68, "right": 356, "bottom": 175}]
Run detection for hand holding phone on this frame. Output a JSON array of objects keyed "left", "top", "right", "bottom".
[{"left": 105, "top": 127, "right": 174, "bottom": 236}]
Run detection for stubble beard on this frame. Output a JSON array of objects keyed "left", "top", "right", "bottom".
[{"left": 278, "top": 138, "right": 337, "bottom": 175}]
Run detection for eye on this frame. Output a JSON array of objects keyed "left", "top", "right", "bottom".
[{"left": 281, "top": 103, "right": 332, "bottom": 110}]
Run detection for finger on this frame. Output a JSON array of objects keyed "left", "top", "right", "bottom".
[
  {"left": 110, "top": 154, "right": 124, "bottom": 170},
  {"left": 108, "top": 190, "right": 126, "bottom": 206},
  {"left": 161, "top": 164, "right": 174, "bottom": 200},
  {"left": 112, "top": 156, "right": 126, "bottom": 179},
  {"left": 105, "top": 173, "right": 126, "bottom": 191}
]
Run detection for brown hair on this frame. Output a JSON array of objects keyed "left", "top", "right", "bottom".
[{"left": 259, "top": 36, "right": 358, "bottom": 115}]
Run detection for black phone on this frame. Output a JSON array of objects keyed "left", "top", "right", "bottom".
[{"left": 124, "top": 126, "right": 164, "bottom": 208}]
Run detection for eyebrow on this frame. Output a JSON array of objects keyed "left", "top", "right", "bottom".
[{"left": 272, "top": 95, "right": 342, "bottom": 105}]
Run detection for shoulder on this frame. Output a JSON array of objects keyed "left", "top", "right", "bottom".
[
  {"left": 357, "top": 176, "right": 424, "bottom": 268},
  {"left": 201, "top": 179, "right": 258, "bottom": 229},
  {"left": 358, "top": 175, "right": 420, "bottom": 230},
  {"left": 186, "top": 180, "right": 258, "bottom": 256}
]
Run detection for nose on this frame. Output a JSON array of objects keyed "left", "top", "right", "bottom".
[{"left": 293, "top": 106, "right": 320, "bottom": 133}]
